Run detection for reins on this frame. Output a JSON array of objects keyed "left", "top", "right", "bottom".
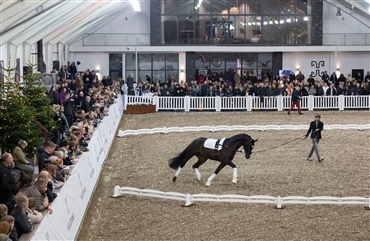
[
  {"left": 219, "top": 136, "right": 306, "bottom": 154},
  {"left": 252, "top": 136, "right": 306, "bottom": 154}
]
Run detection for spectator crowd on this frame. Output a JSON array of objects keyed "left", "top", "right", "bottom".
[
  {"left": 0, "top": 63, "right": 121, "bottom": 241},
  {"left": 130, "top": 69, "right": 370, "bottom": 98}
]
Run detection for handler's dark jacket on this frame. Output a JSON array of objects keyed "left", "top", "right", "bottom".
[{"left": 306, "top": 121, "right": 324, "bottom": 139}]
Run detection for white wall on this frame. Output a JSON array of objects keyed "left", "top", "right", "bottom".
[
  {"left": 71, "top": 52, "right": 109, "bottom": 78},
  {"left": 323, "top": 1, "right": 370, "bottom": 34},
  {"left": 283, "top": 51, "right": 370, "bottom": 78}
]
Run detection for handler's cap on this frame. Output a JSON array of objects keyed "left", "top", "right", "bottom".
[{"left": 315, "top": 114, "right": 321, "bottom": 118}]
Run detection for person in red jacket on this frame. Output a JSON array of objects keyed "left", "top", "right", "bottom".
[{"left": 288, "top": 85, "right": 303, "bottom": 115}]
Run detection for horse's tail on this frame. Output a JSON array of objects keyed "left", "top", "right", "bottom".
[{"left": 168, "top": 146, "right": 189, "bottom": 170}]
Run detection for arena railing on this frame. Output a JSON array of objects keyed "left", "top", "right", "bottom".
[{"left": 125, "top": 95, "right": 370, "bottom": 112}]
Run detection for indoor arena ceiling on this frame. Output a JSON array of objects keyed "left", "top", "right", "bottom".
[{"left": 0, "top": 0, "right": 369, "bottom": 46}]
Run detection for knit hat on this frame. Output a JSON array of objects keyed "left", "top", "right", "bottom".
[{"left": 0, "top": 221, "right": 10, "bottom": 234}]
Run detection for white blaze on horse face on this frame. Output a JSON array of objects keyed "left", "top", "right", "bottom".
[
  {"left": 194, "top": 168, "right": 201, "bottom": 181},
  {"left": 206, "top": 173, "right": 217, "bottom": 186},
  {"left": 232, "top": 168, "right": 238, "bottom": 184},
  {"left": 175, "top": 167, "right": 182, "bottom": 177}
]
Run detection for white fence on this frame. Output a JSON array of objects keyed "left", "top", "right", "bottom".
[
  {"left": 125, "top": 95, "right": 370, "bottom": 112},
  {"left": 113, "top": 186, "right": 370, "bottom": 209},
  {"left": 117, "top": 124, "right": 370, "bottom": 137}
]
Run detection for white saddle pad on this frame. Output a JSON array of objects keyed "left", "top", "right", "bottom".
[{"left": 203, "top": 138, "right": 225, "bottom": 151}]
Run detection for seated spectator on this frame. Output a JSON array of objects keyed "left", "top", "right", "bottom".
[
  {"left": 37, "top": 142, "right": 57, "bottom": 172},
  {"left": 0, "top": 206, "right": 7, "bottom": 220},
  {"left": 10, "top": 194, "right": 33, "bottom": 237},
  {"left": 0, "top": 221, "right": 11, "bottom": 240},
  {"left": 44, "top": 165, "right": 64, "bottom": 189},
  {"left": 57, "top": 147, "right": 73, "bottom": 166},
  {"left": 51, "top": 158, "right": 67, "bottom": 182},
  {"left": 38, "top": 171, "right": 57, "bottom": 203},
  {"left": 25, "top": 198, "right": 43, "bottom": 224},
  {"left": 24, "top": 178, "right": 53, "bottom": 214},
  {"left": 12, "top": 140, "right": 34, "bottom": 185},
  {"left": 0, "top": 215, "right": 17, "bottom": 241},
  {"left": 0, "top": 154, "right": 18, "bottom": 213}
]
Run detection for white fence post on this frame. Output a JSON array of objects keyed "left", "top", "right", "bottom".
[
  {"left": 339, "top": 95, "right": 344, "bottom": 111},
  {"left": 185, "top": 193, "right": 192, "bottom": 206},
  {"left": 124, "top": 94, "right": 128, "bottom": 110},
  {"left": 184, "top": 96, "right": 190, "bottom": 112},
  {"left": 276, "top": 196, "right": 283, "bottom": 209},
  {"left": 153, "top": 95, "right": 159, "bottom": 111},
  {"left": 112, "top": 185, "right": 121, "bottom": 198},
  {"left": 308, "top": 95, "right": 314, "bottom": 111},
  {"left": 246, "top": 95, "right": 252, "bottom": 111},
  {"left": 277, "top": 95, "right": 283, "bottom": 111},
  {"left": 215, "top": 96, "right": 221, "bottom": 112},
  {"left": 368, "top": 95, "right": 370, "bottom": 110}
]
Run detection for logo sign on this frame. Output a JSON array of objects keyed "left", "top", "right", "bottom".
[{"left": 310, "top": 61, "right": 325, "bottom": 77}]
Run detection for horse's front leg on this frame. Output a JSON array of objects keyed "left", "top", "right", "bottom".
[
  {"left": 206, "top": 162, "right": 226, "bottom": 186},
  {"left": 229, "top": 161, "right": 238, "bottom": 184}
]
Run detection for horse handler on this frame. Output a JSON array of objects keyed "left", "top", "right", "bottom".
[{"left": 305, "top": 113, "right": 324, "bottom": 162}]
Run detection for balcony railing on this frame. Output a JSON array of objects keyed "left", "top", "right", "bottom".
[
  {"left": 82, "top": 33, "right": 150, "bottom": 46},
  {"left": 323, "top": 33, "right": 370, "bottom": 46}
]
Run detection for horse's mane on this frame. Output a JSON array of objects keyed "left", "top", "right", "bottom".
[{"left": 229, "top": 133, "right": 251, "bottom": 141}]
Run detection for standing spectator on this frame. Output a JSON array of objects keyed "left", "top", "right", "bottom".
[
  {"left": 0, "top": 154, "right": 17, "bottom": 213},
  {"left": 329, "top": 72, "right": 338, "bottom": 87},
  {"left": 58, "top": 65, "right": 69, "bottom": 80},
  {"left": 48, "top": 85, "right": 59, "bottom": 105},
  {"left": 296, "top": 71, "right": 305, "bottom": 82},
  {"left": 12, "top": 141, "right": 34, "bottom": 185},
  {"left": 59, "top": 87, "right": 68, "bottom": 105},
  {"left": 288, "top": 85, "right": 303, "bottom": 115},
  {"left": 321, "top": 70, "right": 329, "bottom": 84},
  {"left": 316, "top": 83, "right": 324, "bottom": 96},
  {"left": 83, "top": 69, "right": 94, "bottom": 93},
  {"left": 63, "top": 94, "right": 75, "bottom": 127},
  {"left": 68, "top": 62, "right": 77, "bottom": 80},
  {"left": 10, "top": 195, "right": 33, "bottom": 237},
  {"left": 305, "top": 114, "right": 324, "bottom": 162}
]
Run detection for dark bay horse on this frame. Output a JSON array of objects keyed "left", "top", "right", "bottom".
[{"left": 169, "top": 133, "right": 257, "bottom": 186}]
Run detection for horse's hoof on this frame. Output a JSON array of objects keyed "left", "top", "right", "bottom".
[
  {"left": 172, "top": 177, "right": 177, "bottom": 182},
  {"left": 232, "top": 179, "right": 237, "bottom": 184},
  {"left": 205, "top": 182, "right": 211, "bottom": 187},
  {"left": 196, "top": 177, "right": 201, "bottom": 182}
]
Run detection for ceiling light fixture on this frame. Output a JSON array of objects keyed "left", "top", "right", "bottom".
[
  {"left": 303, "top": 16, "right": 309, "bottom": 21},
  {"left": 286, "top": 17, "right": 291, "bottom": 23},
  {"left": 130, "top": 0, "right": 141, "bottom": 12}
]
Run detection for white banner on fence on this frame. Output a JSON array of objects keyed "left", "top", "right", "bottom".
[{"left": 31, "top": 95, "right": 124, "bottom": 241}]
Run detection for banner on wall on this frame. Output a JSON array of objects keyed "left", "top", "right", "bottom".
[{"left": 31, "top": 95, "right": 124, "bottom": 241}]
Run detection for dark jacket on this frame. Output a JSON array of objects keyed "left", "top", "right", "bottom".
[
  {"left": 11, "top": 205, "right": 33, "bottom": 237},
  {"left": 24, "top": 184, "right": 47, "bottom": 212},
  {"left": 0, "top": 162, "right": 18, "bottom": 207},
  {"left": 291, "top": 89, "right": 301, "bottom": 102},
  {"left": 37, "top": 147, "right": 51, "bottom": 171},
  {"left": 306, "top": 120, "right": 324, "bottom": 139}
]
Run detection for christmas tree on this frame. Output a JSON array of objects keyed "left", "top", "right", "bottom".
[{"left": 0, "top": 62, "right": 56, "bottom": 154}]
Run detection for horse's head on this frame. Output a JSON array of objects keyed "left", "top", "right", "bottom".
[{"left": 243, "top": 139, "right": 258, "bottom": 159}]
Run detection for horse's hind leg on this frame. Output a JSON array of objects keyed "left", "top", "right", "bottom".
[
  {"left": 206, "top": 162, "right": 227, "bottom": 186},
  {"left": 192, "top": 157, "right": 207, "bottom": 181}
]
